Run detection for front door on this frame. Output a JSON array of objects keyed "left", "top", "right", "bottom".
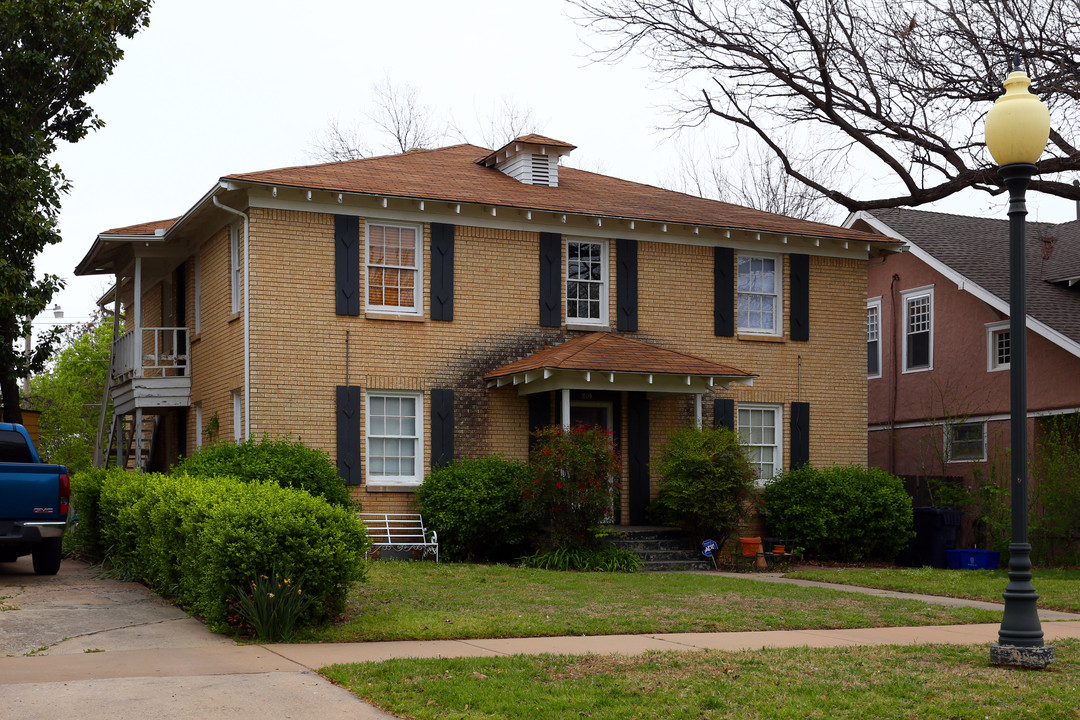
[{"left": 569, "top": 400, "right": 618, "bottom": 524}]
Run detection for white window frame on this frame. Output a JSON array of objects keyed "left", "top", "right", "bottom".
[
  {"left": 867, "top": 297, "right": 882, "bottom": 379},
  {"left": 737, "top": 403, "right": 783, "bottom": 483},
  {"left": 194, "top": 403, "right": 203, "bottom": 448},
  {"left": 366, "top": 390, "right": 424, "bottom": 487},
  {"left": 946, "top": 421, "right": 987, "bottom": 463},
  {"left": 231, "top": 389, "right": 242, "bottom": 442},
  {"left": 737, "top": 253, "right": 783, "bottom": 336},
  {"left": 901, "top": 286, "right": 934, "bottom": 373},
  {"left": 986, "top": 320, "right": 1011, "bottom": 372},
  {"left": 365, "top": 221, "right": 423, "bottom": 315},
  {"left": 565, "top": 238, "right": 609, "bottom": 326},
  {"left": 229, "top": 224, "right": 242, "bottom": 314},
  {"left": 193, "top": 255, "right": 202, "bottom": 335}
]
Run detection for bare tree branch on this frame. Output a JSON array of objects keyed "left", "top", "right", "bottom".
[{"left": 572, "top": 0, "right": 1080, "bottom": 211}]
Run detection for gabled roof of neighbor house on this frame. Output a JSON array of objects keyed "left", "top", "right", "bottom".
[{"left": 851, "top": 207, "right": 1080, "bottom": 357}]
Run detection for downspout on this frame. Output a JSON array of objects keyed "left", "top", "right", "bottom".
[{"left": 212, "top": 195, "right": 250, "bottom": 440}]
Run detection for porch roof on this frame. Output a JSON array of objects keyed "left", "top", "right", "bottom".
[{"left": 484, "top": 333, "right": 756, "bottom": 396}]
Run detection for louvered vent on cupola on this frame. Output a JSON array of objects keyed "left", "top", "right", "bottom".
[{"left": 478, "top": 135, "right": 577, "bottom": 188}]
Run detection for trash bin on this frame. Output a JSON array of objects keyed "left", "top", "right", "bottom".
[{"left": 895, "top": 507, "right": 961, "bottom": 568}]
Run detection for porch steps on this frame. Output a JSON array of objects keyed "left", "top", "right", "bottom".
[{"left": 605, "top": 527, "right": 713, "bottom": 572}]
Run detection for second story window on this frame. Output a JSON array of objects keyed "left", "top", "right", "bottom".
[
  {"left": 367, "top": 222, "right": 421, "bottom": 314},
  {"left": 566, "top": 239, "right": 608, "bottom": 325},
  {"left": 902, "top": 287, "right": 933, "bottom": 372},
  {"left": 867, "top": 298, "right": 881, "bottom": 378},
  {"left": 738, "top": 254, "right": 780, "bottom": 335},
  {"left": 987, "top": 321, "right": 1011, "bottom": 371},
  {"left": 229, "top": 224, "right": 243, "bottom": 314}
]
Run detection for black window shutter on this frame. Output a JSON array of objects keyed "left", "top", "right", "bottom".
[
  {"left": 790, "top": 253, "right": 810, "bottom": 341},
  {"left": 714, "top": 247, "right": 734, "bottom": 337},
  {"left": 627, "top": 392, "right": 650, "bottom": 525},
  {"left": 713, "top": 398, "right": 735, "bottom": 431},
  {"left": 539, "top": 232, "right": 562, "bottom": 327},
  {"left": 335, "top": 215, "right": 361, "bottom": 316},
  {"left": 336, "top": 385, "right": 362, "bottom": 485},
  {"left": 790, "top": 401, "right": 810, "bottom": 470},
  {"left": 528, "top": 392, "right": 552, "bottom": 452},
  {"left": 616, "top": 238, "right": 639, "bottom": 332},
  {"left": 431, "top": 388, "right": 454, "bottom": 468},
  {"left": 430, "top": 223, "right": 455, "bottom": 321}
]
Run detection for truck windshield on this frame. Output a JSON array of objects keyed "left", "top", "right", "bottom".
[{"left": 0, "top": 430, "right": 34, "bottom": 463}]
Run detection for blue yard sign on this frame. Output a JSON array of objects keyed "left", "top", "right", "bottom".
[{"left": 701, "top": 539, "right": 718, "bottom": 557}]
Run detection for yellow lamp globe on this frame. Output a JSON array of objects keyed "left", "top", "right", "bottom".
[{"left": 984, "top": 68, "right": 1051, "bottom": 166}]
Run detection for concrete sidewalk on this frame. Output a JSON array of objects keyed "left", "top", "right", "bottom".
[{"left": 3, "top": 557, "right": 1078, "bottom": 719}]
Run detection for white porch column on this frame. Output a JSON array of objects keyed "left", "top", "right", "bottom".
[
  {"left": 133, "top": 257, "right": 143, "bottom": 377},
  {"left": 694, "top": 394, "right": 703, "bottom": 429},
  {"left": 561, "top": 388, "right": 571, "bottom": 429}
]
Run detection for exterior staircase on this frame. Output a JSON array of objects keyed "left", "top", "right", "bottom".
[{"left": 605, "top": 526, "right": 713, "bottom": 572}]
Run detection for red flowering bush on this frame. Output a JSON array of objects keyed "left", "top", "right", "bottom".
[{"left": 525, "top": 424, "right": 621, "bottom": 549}]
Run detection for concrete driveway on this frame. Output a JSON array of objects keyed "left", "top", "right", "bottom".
[{"left": 0, "top": 556, "right": 394, "bottom": 719}]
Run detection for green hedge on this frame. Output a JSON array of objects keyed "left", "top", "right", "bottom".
[
  {"left": 173, "top": 436, "right": 352, "bottom": 507},
  {"left": 762, "top": 464, "right": 914, "bottom": 562},
  {"left": 74, "top": 469, "right": 368, "bottom": 630},
  {"left": 415, "top": 456, "right": 535, "bottom": 562}
]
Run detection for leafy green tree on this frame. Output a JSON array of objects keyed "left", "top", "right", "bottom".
[
  {"left": 0, "top": 0, "right": 152, "bottom": 422},
  {"left": 26, "top": 317, "right": 113, "bottom": 473}
]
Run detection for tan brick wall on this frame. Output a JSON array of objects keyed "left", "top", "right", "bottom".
[
  {"left": 159, "top": 205, "right": 868, "bottom": 519},
  {"left": 185, "top": 226, "right": 245, "bottom": 447}
]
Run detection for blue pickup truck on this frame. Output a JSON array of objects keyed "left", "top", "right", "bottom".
[{"left": 0, "top": 423, "right": 70, "bottom": 575}]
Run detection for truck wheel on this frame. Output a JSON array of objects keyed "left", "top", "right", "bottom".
[{"left": 32, "top": 537, "right": 63, "bottom": 576}]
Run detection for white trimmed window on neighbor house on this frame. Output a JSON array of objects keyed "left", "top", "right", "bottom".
[
  {"left": 738, "top": 403, "right": 783, "bottom": 481},
  {"left": 737, "top": 254, "right": 781, "bottom": 335},
  {"left": 566, "top": 239, "right": 608, "bottom": 325},
  {"left": 987, "top": 320, "right": 1011, "bottom": 372},
  {"left": 902, "top": 286, "right": 934, "bottom": 372},
  {"left": 867, "top": 297, "right": 882, "bottom": 378},
  {"left": 366, "top": 221, "right": 422, "bottom": 314},
  {"left": 947, "top": 422, "right": 986, "bottom": 462},
  {"left": 366, "top": 391, "right": 423, "bottom": 486}
]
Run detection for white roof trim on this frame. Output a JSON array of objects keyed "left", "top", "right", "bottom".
[{"left": 848, "top": 210, "right": 1080, "bottom": 362}]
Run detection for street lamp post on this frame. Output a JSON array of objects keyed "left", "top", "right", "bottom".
[{"left": 984, "top": 56, "right": 1054, "bottom": 669}]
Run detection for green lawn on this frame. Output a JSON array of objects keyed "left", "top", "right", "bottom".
[
  {"left": 786, "top": 567, "right": 1080, "bottom": 612},
  {"left": 299, "top": 562, "right": 1000, "bottom": 643},
  {"left": 323, "top": 639, "right": 1079, "bottom": 720}
]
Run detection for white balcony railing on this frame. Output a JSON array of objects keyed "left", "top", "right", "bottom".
[{"left": 114, "top": 327, "right": 190, "bottom": 382}]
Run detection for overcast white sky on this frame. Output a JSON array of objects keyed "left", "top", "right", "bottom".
[{"left": 35, "top": 0, "right": 1078, "bottom": 331}]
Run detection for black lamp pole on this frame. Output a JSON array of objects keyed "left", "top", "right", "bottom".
[{"left": 988, "top": 162, "right": 1054, "bottom": 668}]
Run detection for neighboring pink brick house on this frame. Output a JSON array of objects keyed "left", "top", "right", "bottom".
[{"left": 847, "top": 208, "right": 1080, "bottom": 506}]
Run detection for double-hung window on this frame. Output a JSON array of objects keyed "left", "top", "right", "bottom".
[
  {"left": 902, "top": 286, "right": 933, "bottom": 372},
  {"left": 738, "top": 404, "right": 782, "bottom": 481},
  {"left": 738, "top": 254, "right": 780, "bottom": 335},
  {"left": 229, "top": 224, "right": 243, "bottom": 314},
  {"left": 566, "top": 239, "right": 608, "bottom": 325},
  {"left": 947, "top": 422, "right": 986, "bottom": 462},
  {"left": 367, "top": 222, "right": 421, "bottom": 314},
  {"left": 987, "top": 321, "right": 1011, "bottom": 372},
  {"left": 366, "top": 391, "right": 423, "bottom": 486},
  {"left": 867, "top": 298, "right": 882, "bottom": 378}
]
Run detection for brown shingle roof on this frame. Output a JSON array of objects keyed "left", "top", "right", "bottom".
[
  {"left": 224, "top": 143, "right": 890, "bottom": 245},
  {"left": 484, "top": 332, "right": 754, "bottom": 379},
  {"left": 868, "top": 208, "right": 1080, "bottom": 346},
  {"left": 102, "top": 218, "right": 179, "bottom": 236}
]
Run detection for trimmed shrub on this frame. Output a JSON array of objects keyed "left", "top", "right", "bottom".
[
  {"left": 526, "top": 425, "right": 621, "bottom": 550},
  {"left": 762, "top": 464, "right": 914, "bottom": 562},
  {"left": 68, "top": 468, "right": 112, "bottom": 558},
  {"left": 85, "top": 470, "right": 367, "bottom": 631},
  {"left": 415, "top": 456, "right": 535, "bottom": 562},
  {"left": 648, "top": 425, "right": 756, "bottom": 549},
  {"left": 174, "top": 436, "right": 352, "bottom": 507}
]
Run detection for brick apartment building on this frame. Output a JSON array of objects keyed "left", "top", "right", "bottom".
[{"left": 76, "top": 135, "right": 898, "bottom": 522}]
